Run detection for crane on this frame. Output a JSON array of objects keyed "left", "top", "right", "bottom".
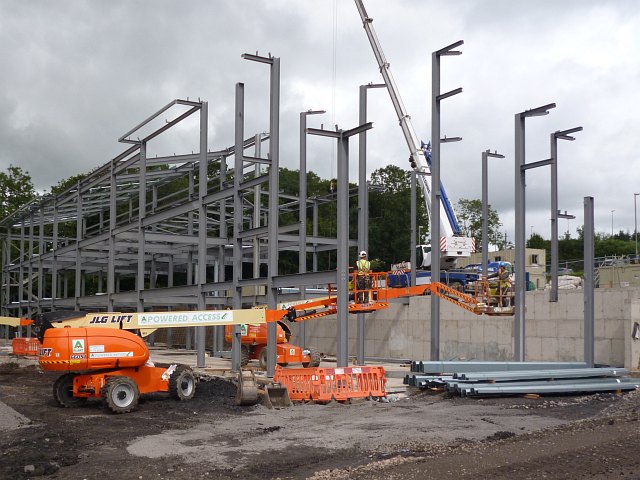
[{"left": 354, "top": 0, "right": 474, "bottom": 269}]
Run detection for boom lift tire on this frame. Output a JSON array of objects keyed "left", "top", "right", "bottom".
[
  {"left": 169, "top": 366, "right": 196, "bottom": 401},
  {"left": 259, "top": 348, "right": 268, "bottom": 370},
  {"left": 302, "top": 348, "right": 321, "bottom": 368},
  {"left": 53, "top": 373, "right": 86, "bottom": 408},
  {"left": 240, "top": 345, "right": 250, "bottom": 367},
  {"left": 101, "top": 376, "right": 139, "bottom": 414}
]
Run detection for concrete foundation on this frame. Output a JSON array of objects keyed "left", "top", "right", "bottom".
[{"left": 296, "top": 287, "right": 640, "bottom": 371}]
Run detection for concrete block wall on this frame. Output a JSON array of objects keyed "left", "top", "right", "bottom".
[{"left": 293, "top": 287, "right": 640, "bottom": 370}]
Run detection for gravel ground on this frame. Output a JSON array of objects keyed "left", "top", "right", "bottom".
[{"left": 0, "top": 353, "right": 638, "bottom": 480}]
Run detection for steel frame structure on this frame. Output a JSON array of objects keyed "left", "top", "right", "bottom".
[{"left": 0, "top": 63, "right": 358, "bottom": 362}]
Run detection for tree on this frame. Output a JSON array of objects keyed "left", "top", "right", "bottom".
[
  {"left": 526, "top": 233, "right": 549, "bottom": 250},
  {"left": 455, "top": 198, "right": 502, "bottom": 251},
  {"left": 0, "top": 165, "right": 36, "bottom": 221},
  {"left": 368, "top": 165, "right": 427, "bottom": 269}
]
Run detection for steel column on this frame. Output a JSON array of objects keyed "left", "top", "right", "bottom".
[
  {"left": 307, "top": 122, "right": 372, "bottom": 367},
  {"left": 196, "top": 101, "right": 208, "bottom": 368},
  {"left": 336, "top": 133, "right": 350, "bottom": 367},
  {"left": 75, "top": 186, "right": 83, "bottom": 312},
  {"left": 550, "top": 127, "right": 581, "bottom": 302},
  {"left": 28, "top": 213, "right": 34, "bottom": 319},
  {"left": 266, "top": 57, "right": 281, "bottom": 377},
  {"left": 137, "top": 142, "right": 147, "bottom": 314},
  {"left": 357, "top": 85, "right": 380, "bottom": 365},
  {"left": 410, "top": 171, "right": 417, "bottom": 286},
  {"left": 231, "top": 82, "right": 245, "bottom": 372},
  {"left": 299, "top": 109, "right": 324, "bottom": 350},
  {"left": 514, "top": 103, "right": 556, "bottom": 360},
  {"left": 583, "top": 196, "right": 595, "bottom": 367},
  {"left": 481, "top": 150, "right": 505, "bottom": 276},
  {"left": 107, "top": 160, "right": 117, "bottom": 311},
  {"left": 431, "top": 51, "right": 441, "bottom": 361}
]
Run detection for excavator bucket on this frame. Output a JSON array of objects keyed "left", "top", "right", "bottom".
[
  {"left": 235, "top": 369, "right": 259, "bottom": 406},
  {"left": 262, "top": 382, "right": 292, "bottom": 408}
]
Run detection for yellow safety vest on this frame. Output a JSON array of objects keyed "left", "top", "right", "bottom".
[{"left": 356, "top": 259, "right": 371, "bottom": 275}]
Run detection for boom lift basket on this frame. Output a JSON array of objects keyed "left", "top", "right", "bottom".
[{"left": 274, "top": 365, "right": 387, "bottom": 403}]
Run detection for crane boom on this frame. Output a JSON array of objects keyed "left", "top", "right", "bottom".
[{"left": 354, "top": 0, "right": 474, "bottom": 261}]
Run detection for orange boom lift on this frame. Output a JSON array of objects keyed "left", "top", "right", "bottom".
[{"left": 32, "top": 312, "right": 196, "bottom": 413}]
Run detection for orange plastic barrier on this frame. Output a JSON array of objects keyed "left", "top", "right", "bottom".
[
  {"left": 12, "top": 337, "right": 41, "bottom": 356},
  {"left": 274, "top": 365, "right": 386, "bottom": 403}
]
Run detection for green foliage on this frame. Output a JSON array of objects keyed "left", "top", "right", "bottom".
[
  {"left": 455, "top": 198, "right": 502, "bottom": 250},
  {"left": 595, "top": 237, "right": 635, "bottom": 257},
  {"left": 50, "top": 173, "right": 87, "bottom": 196},
  {"left": 526, "top": 233, "right": 549, "bottom": 250},
  {"left": 0, "top": 165, "right": 36, "bottom": 220},
  {"left": 368, "top": 165, "right": 427, "bottom": 270}
]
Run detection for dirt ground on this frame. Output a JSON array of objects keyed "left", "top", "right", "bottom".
[{"left": 1, "top": 354, "right": 639, "bottom": 480}]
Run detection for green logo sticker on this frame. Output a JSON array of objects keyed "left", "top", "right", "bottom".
[{"left": 72, "top": 339, "right": 85, "bottom": 353}]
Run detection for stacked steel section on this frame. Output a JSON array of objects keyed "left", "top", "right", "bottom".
[{"left": 405, "top": 361, "right": 639, "bottom": 397}]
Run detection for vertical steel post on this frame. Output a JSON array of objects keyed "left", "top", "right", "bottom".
[
  {"left": 550, "top": 134, "right": 559, "bottom": 302},
  {"left": 18, "top": 222, "right": 24, "bottom": 328},
  {"left": 300, "top": 109, "right": 324, "bottom": 350},
  {"left": 410, "top": 171, "right": 417, "bottom": 286},
  {"left": 52, "top": 201, "right": 58, "bottom": 310},
  {"left": 357, "top": 85, "right": 379, "bottom": 365},
  {"left": 299, "top": 116, "right": 307, "bottom": 350},
  {"left": 242, "top": 53, "right": 281, "bottom": 376},
  {"left": 137, "top": 142, "right": 146, "bottom": 314},
  {"left": 5, "top": 234, "right": 11, "bottom": 320},
  {"left": 108, "top": 159, "right": 117, "bottom": 311},
  {"left": 307, "top": 123, "right": 372, "bottom": 367},
  {"left": 166, "top": 255, "right": 174, "bottom": 347},
  {"left": 215, "top": 152, "right": 228, "bottom": 355},
  {"left": 28, "top": 213, "right": 34, "bottom": 320},
  {"left": 430, "top": 41, "right": 463, "bottom": 361},
  {"left": 634, "top": 193, "right": 639, "bottom": 259},
  {"left": 266, "top": 57, "right": 281, "bottom": 377},
  {"left": 336, "top": 132, "right": 350, "bottom": 367},
  {"left": 253, "top": 133, "right": 262, "bottom": 281},
  {"left": 514, "top": 103, "right": 556, "bottom": 360},
  {"left": 430, "top": 50, "right": 441, "bottom": 361},
  {"left": 481, "top": 150, "right": 505, "bottom": 276},
  {"left": 358, "top": 86, "right": 368, "bottom": 365},
  {"left": 75, "top": 184, "right": 83, "bottom": 313},
  {"left": 550, "top": 127, "right": 581, "bottom": 302},
  {"left": 186, "top": 170, "right": 194, "bottom": 351},
  {"left": 231, "top": 83, "right": 245, "bottom": 372},
  {"left": 482, "top": 151, "right": 489, "bottom": 276},
  {"left": 583, "top": 196, "right": 595, "bottom": 367},
  {"left": 312, "top": 199, "right": 318, "bottom": 272},
  {"left": 38, "top": 208, "right": 44, "bottom": 313},
  {"left": 514, "top": 114, "right": 526, "bottom": 361},
  {"left": 196, "top": 101, "right": 208, "bottom": 368},
  {"left": 1, "top": 236, "right": 6, "bottom": 320}
]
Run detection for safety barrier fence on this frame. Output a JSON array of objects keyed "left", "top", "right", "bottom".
[
  {"left": 274, "top": 365, "right": 386, "bottom": 403},
  {"left": 11, "top": 337, "right": 41, "bottom": 356}
]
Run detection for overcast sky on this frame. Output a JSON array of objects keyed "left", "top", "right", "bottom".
[{"left": 1, "top": 0, "right": 639, "bottom": 242}]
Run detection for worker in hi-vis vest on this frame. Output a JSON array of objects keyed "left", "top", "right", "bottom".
[
  {"left": 488, "top": 264, "right": 512, "bottom": 307},
  {"left": 355, "top": 250, "right": 372, "bottom": 303}
]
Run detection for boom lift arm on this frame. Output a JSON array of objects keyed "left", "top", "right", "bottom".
[{"left": 354, "top": 0, "right": 473, "bottom": 263}]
